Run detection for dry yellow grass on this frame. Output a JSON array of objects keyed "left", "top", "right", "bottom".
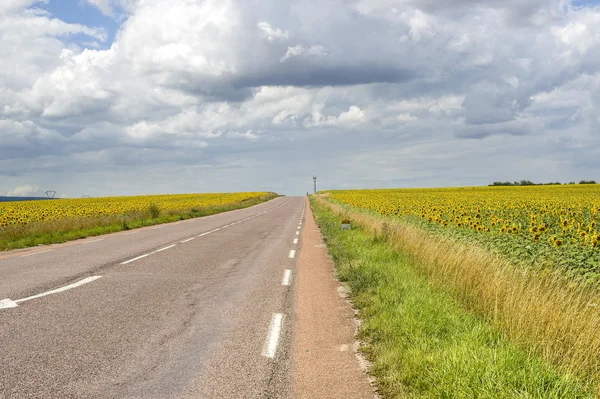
[{"left": 317, "top": 195, "right": 600, "bottom": 391}]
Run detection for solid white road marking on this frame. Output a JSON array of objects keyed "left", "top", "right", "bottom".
[
  {"left": 1, "top": 276, "right": 103, "bottom": 309},
  {"left": 20, "top": 249, "right": 54, "bottom": 258},
  {"left": 293, "top": 238, "right": 298, "bottom": 244},
  {"left": 262, "top": 313, "right": 284, "bottom": 358},
  {"left": 150, "top": 226, "right": 163, "bottom": 230},
  {"left": 81, "top": 238, "right": 104, "bottom": 245},
  {"left": 282, "top": 269, "right": 292, "bottom": 286},
  {"left": 181, "top": 237, "right": 195, "bottom": 243},
  {"left": 123, "top": 231, "right": 139, "bottom": 235},
  {"left": 289, "top": 250, "right": 296, "bottom": 259}
]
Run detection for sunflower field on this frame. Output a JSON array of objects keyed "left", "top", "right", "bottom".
[
  {"left": 326, "top": 185, "right": 600, "bottom": 278},
  {"left": 0, "top": 192, "right": 270, "bottom": 228}
]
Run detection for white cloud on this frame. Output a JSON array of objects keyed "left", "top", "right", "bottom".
[
  {"left": 227, "top": 130, "right": 260, "bottom": 141},
  {"left": 1, "top": 184, "right": 43, "bottom": 197},
  {"left": 405, "top": 9, "right": 436, "bottom": 41},
  {"left": 0, "top": 0, "right": 43, "bottom": 14},
  {"left": 280, "top": 44, "right": 328, "bottom": 62},
  {"left": 257, "top": 21, "right": 289, "bottom": 42},
  {"left": 84, "top": 0, "right": 115, "bottom": 16},
  {"left": 338, "top": 106, "right": 366, "bottom": 126},
  {"left": 303, "top": 104, "right": 366, "bottom": 128},
  {"left": 125, "top": 109, "right": 223, "bottom": 140}
]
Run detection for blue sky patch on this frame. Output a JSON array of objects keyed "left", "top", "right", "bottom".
[
  {"left": 572, "top": 0, "right": 600, "bottom": 7},
  {"left": 40, "top": 0, "right": 122, "bottom": 49}
]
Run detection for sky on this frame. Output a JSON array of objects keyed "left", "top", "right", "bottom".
[{"left": 1, "top": 0, "right": 600, "bottom": 197}]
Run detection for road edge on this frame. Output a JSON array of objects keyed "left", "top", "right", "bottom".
[{"left": 291, "top": 197, "right": 376, "bottom": 399}]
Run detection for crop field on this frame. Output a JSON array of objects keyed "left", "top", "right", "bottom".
[
  {"left": 318, "top": 185, "right": 600, "bottom": 393},
  {"left": 311, "top": 198, "right": 596, "bottom": 397},
  {"left": 0, "top": 192, "right": 274, "bottom": 250},
  {"left": 0, "top": 192, "right": 269, "bottom": 228},
  {"left": 326, "top": 185, "right": 600, "bottom": 279}
]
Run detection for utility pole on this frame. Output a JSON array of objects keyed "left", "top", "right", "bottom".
[{"left": 313, "top": 175, "right": 317, "bottom": 194}]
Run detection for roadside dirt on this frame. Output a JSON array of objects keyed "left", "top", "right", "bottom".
[{"left": 291, "top": 198, "right": 376, "bottom": 399}]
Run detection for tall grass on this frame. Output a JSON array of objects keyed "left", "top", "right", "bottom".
[
  {"left": 316, "top": 196, "right": 600, "bottom": 393},
  {"left": 311, "top": 198, "right": 594, "bottom": 398}
]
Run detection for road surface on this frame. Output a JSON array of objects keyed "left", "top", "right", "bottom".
[{"left": 0, "top": 196, "right": 303, "bottom": 398}]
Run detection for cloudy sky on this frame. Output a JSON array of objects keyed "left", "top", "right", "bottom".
[{"left": 1, "top": 0, "right": 600, "bottom": 197}]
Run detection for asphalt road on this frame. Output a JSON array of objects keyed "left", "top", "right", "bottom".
[{"left": 0, "top": 196, "right": 304, "bottom": 398}]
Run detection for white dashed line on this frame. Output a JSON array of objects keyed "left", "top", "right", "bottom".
[
  {"left": 85, "top": 197, "right": 294, "bottom": 267},
  {"left": 20, "top": 249, "right": 54, "bottom": 258},
  {"left": 262, "top": 313, "right": 284, "bottom": 358},
  {"left": 155, "top": 244, "right": 176, "bottom": 253},
  {"left": 121, "top": 253, "right": 150, "bottom": 265},
  {"left": 121, "top": 243, "right": 176, "bottom": 264},
  {"left": 296, "top": 231, "right": 299, "bottom": 235},
  {"left": 293, "top": 238, "right": 298, "bottom": 244},
  {"left": 282, "top": 269, "right": 292, "bottom": 286},
  {"left": 0, "top": 276, "right": 103, "bottom": 309},
  {"left": 81, "top": 238, "right": 104, "bottom": 245},
  {"left": 288, "top": 250, "right": 296, "bottom": 259},
  {"left": 0, "top": 299, "right": 18, "bottom": 309}
]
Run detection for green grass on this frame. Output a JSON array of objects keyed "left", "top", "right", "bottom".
[
  {"left": 311, "top": 198, "right": 594, "bottom": 398},
  {"left": 0, "top": 194, "right": 278, "bottom": 251}
]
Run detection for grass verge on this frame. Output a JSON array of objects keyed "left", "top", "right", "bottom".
[
  {"left": 0, "top": 193, "right": 278, "bottom": 251},
  {"left": 316, "top": 195, "right": 600, "bottom": 391},
  {"left": 311, "top": 197, "right": 595, "bottom": 398}
]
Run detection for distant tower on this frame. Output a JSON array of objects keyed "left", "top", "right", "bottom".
[
  {"left": 45, "top": 191, "right": 56, "bottom": 199},
  {"left": 313, "top": 175, "right": 317, "bottom": 194}
]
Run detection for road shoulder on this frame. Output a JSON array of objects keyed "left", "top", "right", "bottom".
[{"left": 291, "top": 198, "right": 375, "bottom": 399}]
